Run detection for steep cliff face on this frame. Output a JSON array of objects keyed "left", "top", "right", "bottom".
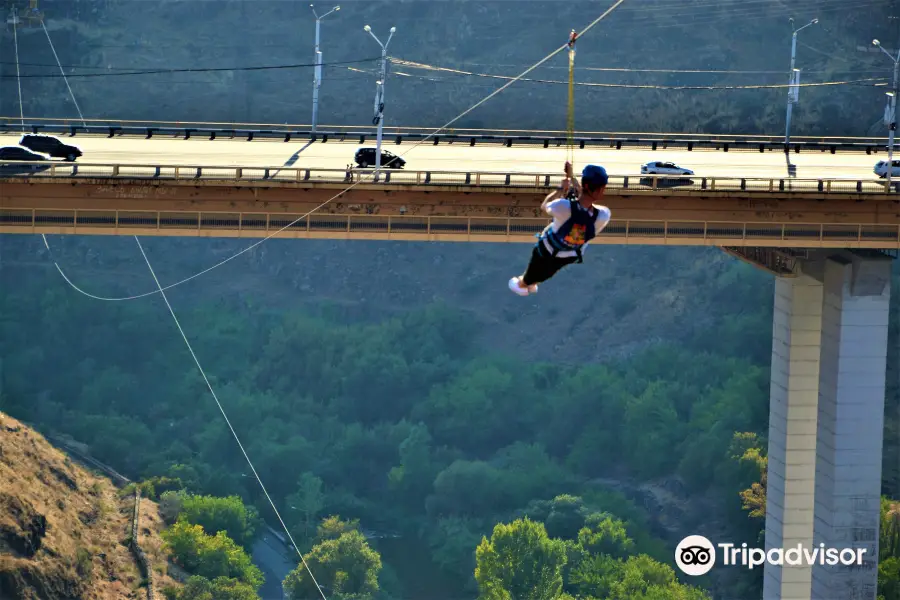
[
  {"left": 0, "top": 411, "right": 178, "bottom": 600},
  {"left": 0, "top": 0, "right": 893, "bottom": 135}
]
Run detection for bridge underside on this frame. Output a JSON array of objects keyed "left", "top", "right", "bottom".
[
  {"left": 723, "top": 247, "right": 899, "bottom": 276},
  {"left": 1, "top": 179, "right": 899, "bottom": 249}
]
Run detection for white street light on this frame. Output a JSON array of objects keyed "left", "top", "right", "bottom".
[
  {"left": 362, "top": 24, "right": 396, "bottom": 180},
  {"left": 784, "top": 18, "right": 817, "bottom": 149},
  {"left": 873, "top": 39, "right": 900, "bottom": 189},
  {"left": 310, "top": 4, "right": 340, "bottom": 134}
]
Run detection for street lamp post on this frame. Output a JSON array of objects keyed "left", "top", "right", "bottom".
[
  {"left": 310, "top": 4, "right": 339, "bottom": 134},
  {"left": 785, "top": 18, "right": 817, "bottom": 149},
  {"left": 363, "top": 24, "right": 395, "bottom": 181},
  {"left": 874, "top": 39, "right": 900, "bottom": 189}
]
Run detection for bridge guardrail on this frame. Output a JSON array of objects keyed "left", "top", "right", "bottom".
[
  {"left": 2, "top": 209, "right": 898, "bottom": 248},
  {"left": 0, "top": 118, "right": 889, "bottom": 154},
  {"left": 1, "top": 161, "right": 897, "bottom": 195}
]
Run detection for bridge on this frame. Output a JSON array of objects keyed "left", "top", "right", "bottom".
[
  {"left": 2, "top": 126, "right": 899, "bottom": 255},
  {"left": 1, "top": 119, "right": 897, "bottom": 600}
]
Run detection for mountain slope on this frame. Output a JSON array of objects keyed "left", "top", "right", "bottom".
[{"left": 0, "top": 411, "right": 179, "bottom": 600}]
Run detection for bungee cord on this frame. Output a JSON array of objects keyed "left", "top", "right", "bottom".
[
  {"left": 133, "top": 236, "right": 328, "bottom": 600},
  {"left": 40, "top": 19, "right": 86, "bottom": 125}
]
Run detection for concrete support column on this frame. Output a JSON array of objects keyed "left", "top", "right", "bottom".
[
  {"left": 764, "top": 254, "right": 892, "bottom": 600},
  {"left": 764, "top": 273, "right": 824, "bottom": 598}
]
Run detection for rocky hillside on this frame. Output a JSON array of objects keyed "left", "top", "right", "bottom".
[{"left": 0, "top": 411, "right": 180, "bottom": 600}]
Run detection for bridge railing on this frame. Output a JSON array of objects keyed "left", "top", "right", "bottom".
[
  {"left": 0, "top": 117, "right": 889, "bottom": 153},
  {"left": 3, "top": 209, "right": 898, "bottom": 247},
  {"left": 1, "top": 161, "right": 896, "bottom": 195}
]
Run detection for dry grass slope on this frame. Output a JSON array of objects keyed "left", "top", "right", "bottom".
[{"left": 0, "top": 411, "right": 179, "bottom": 600}]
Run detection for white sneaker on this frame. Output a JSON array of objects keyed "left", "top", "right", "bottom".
[
  {"left": 528, "top": 284, "right": 538, "bottom": 293},
  {"left": 508, "top": 277, "right": 529, "bottom": 296}
]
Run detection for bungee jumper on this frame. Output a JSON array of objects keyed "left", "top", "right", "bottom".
[
  {"left": 505, "top": 27, "right": 611, "bottom": 297},
  {"left": 508, "top": 161, "right": 612, "bottom": 296}
]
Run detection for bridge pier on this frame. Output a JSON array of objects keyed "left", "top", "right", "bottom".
[{"left": 764, "top": 251, "right": 891, "bottom": 600}]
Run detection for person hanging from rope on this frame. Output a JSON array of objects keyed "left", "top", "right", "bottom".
[{"left": 508, "top": 161, "right": 611, "bottom": 296}]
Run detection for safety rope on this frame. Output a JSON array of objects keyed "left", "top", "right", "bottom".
[
  {"left": 40, "top": 18, "right": 85, "bottom": 125},
  {"left": 132, "top": 237, "right": 327, "bottom": 600},
  {"left": 42, "top": 0, "right": 629, "bottom": 303}
]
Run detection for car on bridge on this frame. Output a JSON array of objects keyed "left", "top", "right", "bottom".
[
  {"left": 874, "top": 159, "right": 900, "bottom": 178},
  {"left": 0, "top": 145, "right": 51, "bottom": 176},
  {"left": 19, "top": 134, "right": 82, "bottom": 162},
  {"left": 354, "top": 147, "right": 405, "bottom": 169},
  {"left": 0, "top": 145, "right": 49, "bottom": 162},
  {"left": 640, "top": 161, "right": 694, "bottom": 176}
]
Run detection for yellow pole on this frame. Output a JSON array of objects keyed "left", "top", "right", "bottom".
[{"left": 566, "top": 30, "right": 577, "bottom": 191}]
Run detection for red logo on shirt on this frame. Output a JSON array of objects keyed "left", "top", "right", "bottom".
[{"left": 564, "top": 224, "right": 586, "bottom": 246}]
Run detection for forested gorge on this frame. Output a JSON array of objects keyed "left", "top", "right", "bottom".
[{"left": 1, "top": 239, "right": 898, "bottom": 599}]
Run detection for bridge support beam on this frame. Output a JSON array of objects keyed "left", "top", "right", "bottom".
[
  {"left": 719, "top": 246, "right": 806, "bottom": 276},
  {"left": 764, "top": 251, "right": 891, "bottom": 600}
]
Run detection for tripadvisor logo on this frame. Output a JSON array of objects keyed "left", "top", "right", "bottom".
[
  {"left": 674, "top": 535, "right": 868, "bottom": 576},
  {"left": 675, "top": 535, "right": 716, "bottom": 576}
]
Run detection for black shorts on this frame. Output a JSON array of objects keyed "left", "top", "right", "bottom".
[{"left": 521, "top": 242, "right": 579, "bottom": 286}]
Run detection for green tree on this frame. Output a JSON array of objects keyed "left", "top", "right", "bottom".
[
  {"left": 316, "top": 516, "right": 361, "bottom": 543},
  {"left": 622, "top": 382, "right": 682, "bottom": 477},
  {"left": 879, "top": 556, "right": 900, "bottom": 600},
  {"left": 567, "top": 553, "right": 621, "bottom": 599},
  {"left": 180, "top": 494, "right": 260, "bottom": 548},
  {"left": 163, "top": 575, "right": 259, "bottom": 600},
  {"left": 427, "top": 460, "right": 509, "bottom": 517},
  {"left": 283, "top": 530, "right": 382, "bottom": 599},
  {"left": 160, "top": 490, "right": 186, "bottom": 524},
  {"left": 161, "top": 520, "right": 263, "bottom": 589},
  {"left": 387, "top": 423, "right": 436, "bottom": 510},
  {"left": 287, "top": 472, "right": 326, "bottom": 546},
  {"left": 521, "top": 495, "right": 590, "bottom": 541},
  {"left": 426, "top": 517, "right": 488, "bottom": 588},
  {"left": 878, "top": 497, "right": 900, "bottom": 599},
  {"left": 490, "top": 442, "right": 571, "bottom": 508},
  {"left": 739, "top": 452, "right": 767, "bottom": 520},
  {"left": 607, "top": 555, "right": 711, "bottom": 600},
  {"left": 881, "top": 497, "right": 900, "bottom": 560},
  {"left": 475, "top": 518, "right": 567, "bottom": 600},
  {"left": 569, "top": 554, "right": 711, "bottom": 600},
  {"left": 577, "top": 514, "right": 635, "bottom": 559}
]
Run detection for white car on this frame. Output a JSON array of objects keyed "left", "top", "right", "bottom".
[
  {"left": 641, "top": 161, "right": 694, "bottom": 176},
  {"left": 874, "top": 160, "right": 900, "bottom": 178}
]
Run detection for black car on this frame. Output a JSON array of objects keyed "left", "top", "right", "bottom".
[
  {"left": 19, "top": 134, "right": 82, "bottom": 161},
  {"left": 0, "top": 146, "right": 50, "bottom": 176},
  {"left": 0, "top": 146, "right": 49, "bottom": 161},
  {"left": 354, "top": 147, "right": 405, "bottom": 169}
]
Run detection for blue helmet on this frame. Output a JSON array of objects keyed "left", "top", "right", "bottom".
[{"left": 581, "top": 164, "right": 608, "bottom": 187}]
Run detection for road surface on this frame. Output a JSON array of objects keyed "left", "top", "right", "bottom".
[
  {"left": 251, "top": 534, "right": 296, "bottom": 600},
  {"left": 0, "top": 133, "right": 887, "bottom": 181}
]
